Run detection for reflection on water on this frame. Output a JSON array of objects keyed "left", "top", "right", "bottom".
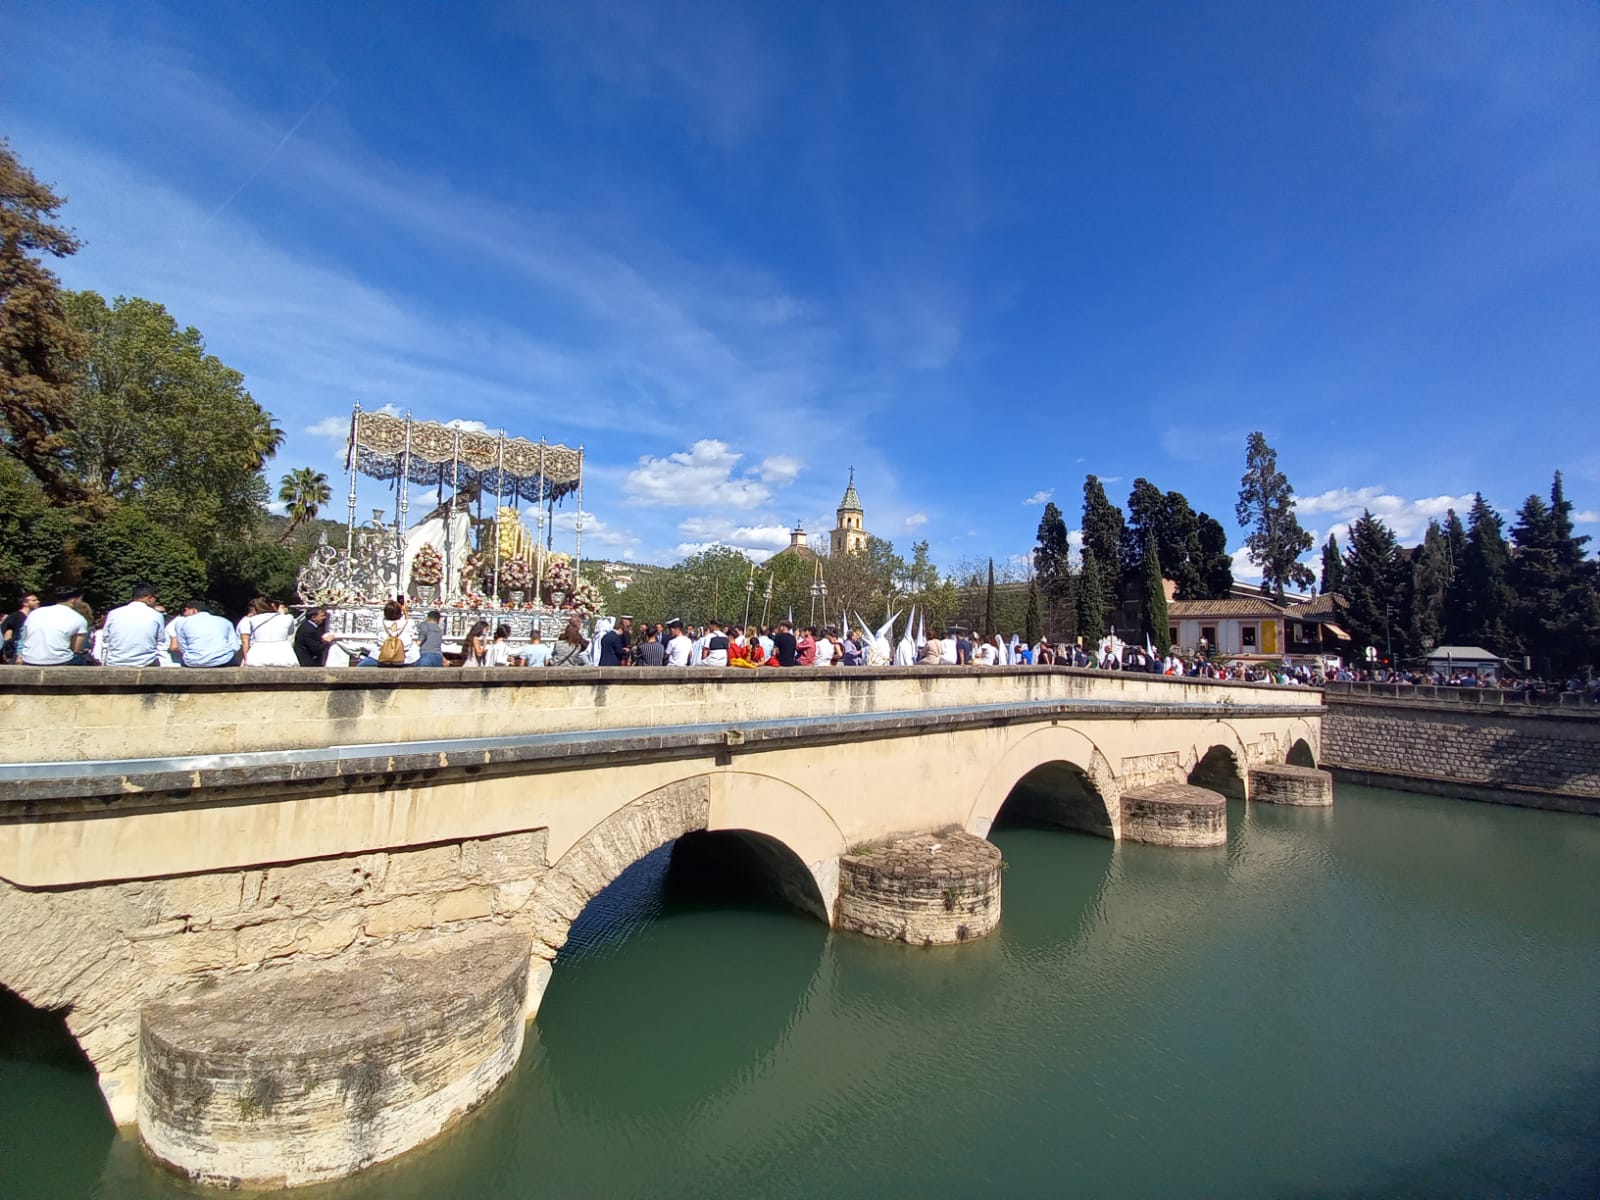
[{"left": 4, "top": 785, "right": 1599, "bottom": 1199}]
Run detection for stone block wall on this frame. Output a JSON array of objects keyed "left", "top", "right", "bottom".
[
  {"left": 0, "top": 828, "right": 549, "bottom": 1124},
  {"left": 1322, "top": 696, "right": 1600, "bottom": 806}
]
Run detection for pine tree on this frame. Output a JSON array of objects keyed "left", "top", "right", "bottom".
[
  {"left": 1511, "top": 472, "right": 1600, "bottom": 675},
  {"left": 1408, "top": 521, "right": 1451, "bottom": 653},
  {"left": 1320, "top": 533, "right": 1344, "bottom": 594},
  {"left": 1143, "top": 531, "right": 1170, "bottom": 654},
  {"left": 1124, "top": 479, "right": 1203, "bottom": 600},
  {"left": 1076, "top": 548, "right": 1107, "bottom": 641},
  {"left": 1446, "top": 494, "right": 1514, "bottom": 653},
  {"left": 1235, "top": 431, "right": 1314, "bottom": 600},
  {"left": 1342, "top": 511, "right": 1408, "bottom": 663},
  {"left": 982, "top": 558, "right": 997, "bottom": 639}
]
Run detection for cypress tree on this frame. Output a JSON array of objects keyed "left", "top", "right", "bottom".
[
  {"left": 1081, "top": 475, "right": 1125, "bottom": 585},
  {"left": 1320, "top": 533, "right": 1344, "bottom": 594},
  {"left": 1024, "top": 578, "right": 1042, "bottom": 646},
  {"left": 1143, "top": 530, "right": 1170, "bottom": 654},
  {"left": 1076, "top": 548, "right": 1107, "bottom": 641},
  {"left": 982, "top": 558, "right": 997, "bottom": 639},
  {"left": 1032, "top": 500, "right": 1073, "bottom": 636},
  {"left": 1193, "top": 513, "right": 1234, "bottom": 599}
]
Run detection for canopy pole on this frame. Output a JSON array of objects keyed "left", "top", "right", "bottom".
[
  {"left": 446, "top": 430, "right": 460, "bottom": 601},
  {"left": 344, "top": 402, "right": 360, "bottom": 566},
  {"left": 534, "top": 440, "right": 547, "bottom": 605},
  {"left": 491, "top": 434, "right": 505, "bottom": 605},
  {"left": 395, "top": 411, "right": 412, "bottom": 600},
  {"left": 574, "top": 445, "right": 584, "bottom": 595}
]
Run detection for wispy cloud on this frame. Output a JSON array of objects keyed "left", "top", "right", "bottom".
[
  {"left": 904, "top": 512, "right": 928, "bottom": 531},
  {"left": 625, "top": 440, "right": 775, "bottom": 509},
  {"left": 1021, "top": 489, "right": 1052, "bottom": 506},
  {"left": 1297, "top": 485, "right": 1476, "bottom": 543}
]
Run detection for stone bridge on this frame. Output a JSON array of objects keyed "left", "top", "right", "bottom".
[{"left": 0, "top": 666, "right": 1324, "bottom": 1187}]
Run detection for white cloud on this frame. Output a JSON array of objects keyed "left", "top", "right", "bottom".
[
  {"left": 445, "top": 418, "right": 490, "bottom": 434},
  {"left": 904, "top": 512, "right": 928, "bottom": 531},
  {"left": 758, "top": 454, "right": 804, "bottom": 485},
  {"left": 1021, "top": 490, "right": 1053, "bottom": 506},
  {"left": 1230, "top": 546, "right": 1263, "bottom": 583},
  {"left": 675, "top": 515, "right": 791, "bottom": 553},
  {"left": 624, "top": 439, "right": 772, "bottom": 509},
  {"left": 1574, "top": 509, "right": 1600, "bottom": 523},
  {"left": 306, "top": 416, "right": 350, "bottom": 440},
  {"left": 1297, "top": 485, "right": 1477, "bottom": 543},
  {"left": 529, "top": 506, "right": 642, "bottom": 559}
]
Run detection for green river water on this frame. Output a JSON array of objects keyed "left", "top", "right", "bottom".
[{"left": 3, "top": 783, "right": 1598, "bottom": 1199}]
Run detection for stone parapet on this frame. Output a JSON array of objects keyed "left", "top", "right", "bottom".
[
  {"left": 138, "top": 928, "right": 528, "bottom": 1189},
  {"left": 836, "top": 832, "right": 1002, "bottom": 945},
  {"left": 1119, "top": 783, "right": 1227, "bottom": 847},
  {"left": 1322, "top": 694, "right": 1600, "bottom": 805},
  {"left": 1249, "top": 763, "right": 1334, "bottom": 806}
]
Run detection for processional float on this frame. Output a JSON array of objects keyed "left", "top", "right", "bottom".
[{"left": 296, "top": 405, "right": 597, "bottom": 654}]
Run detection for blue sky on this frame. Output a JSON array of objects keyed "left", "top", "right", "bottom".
[{"left": 5, "top": 0, "right": 1597, "bottom": 577}]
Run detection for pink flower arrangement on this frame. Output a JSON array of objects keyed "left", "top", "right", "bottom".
[{"left": 410, "top": 543, "right": 444, "bottom": 586}]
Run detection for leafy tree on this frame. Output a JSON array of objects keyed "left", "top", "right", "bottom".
[
  {"left": 1076, "top": 548, "right": 1107, "bottom": 641},
  {"left": 1320, "top": 533, "right": 1345, "bottom": 595},
  {"left": 1408, "top": 521, "right": 1452, "bottom": 653},
  {"left": 982, "top": 559, "right": 997, "bottom": 639},
  {"left": 1341, "top": 511, "right": 1408, "bottom": 662},
  {"left": 278, "top": 468, "right": 332, "bottom": 542},
  {"left": 1445, "top": 494, "right": 1514, "bottom": 653},
  {"left": 1124, "top": 479, "right": 1203, "bottom": 601},
  {"left": 1142, "top": 530, "right": 1170, "bottom": 654},
  {"left": 1024, "top": 578, "right": 1042, "bottom": 645},
  {"left": 0, "top": 453, "right": 70, "bottom": 599},
  {"left": 61, "top": 291, "right": 283, "bottom": 556},
  {"left": 207, "top": 536, "right": 309, "bottom": 617},
  {"left": 1032, "top": 501, "right": 1075, "bottom": 636},
  {"left": 1192, "top": 513, "right": 1234, "bottom": 599},
  {"left": 79, "top": 504, "right": 207, "bottom": 615},
  {"left": 1081, "top": 475, "right": 1125, "bottom": 585},
  {"left": 1235, "top": 431, "right": 1314, "bottom": 600},
  {"left": 0, "top": 140, "right": 91, "bottom": 505}
]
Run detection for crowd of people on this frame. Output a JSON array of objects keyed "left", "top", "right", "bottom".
[{"left": 5, "top": 586, "right": 1596, "bottom": 700}]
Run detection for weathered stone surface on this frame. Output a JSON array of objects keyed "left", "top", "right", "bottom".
[
  {"left": 0, "top": 826, "right": 549, "bottom": 1127},
  {"left": 1120, "top": 783, "right": 1227, "bottom": 847},
  {"left": 1322, "top": 694, "right": 1600, "bottom": 803},
  {"left": 836, "top": 831, "right": 1001, "bottom": 945},
  {"left": 1250, "top": 763, "right": 1334, "bottom": 806},
  {"left": 139, "top": 927, "right": 529, "bottom": 1189}
]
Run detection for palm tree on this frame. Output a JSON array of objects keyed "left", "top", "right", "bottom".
[{"left": 278, "top": 467, "right": 332, "bottom": 542}]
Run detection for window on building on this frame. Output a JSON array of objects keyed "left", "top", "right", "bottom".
[
  {"left": 1168, "top": 627, "right": 1178, "bottom": 647},
  {"left": 1242, "top": 625, "right": 1257, "bottom": 648},
  {"left": 1200, "top": 626, "right": 1216, "bottom": 647}
]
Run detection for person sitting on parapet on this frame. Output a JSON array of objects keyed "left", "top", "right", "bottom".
[
  {"left": 665, "top": 620, "right": 693, "bottom": 667},
  {"left": 700, "top": 619, "right": 730, "bottom": 667},
  {"left": 17, "top": 586, "right": 91, "bottom": 667},
  {"left": 917, "top": 632, "right": 944, "bottom": 665},
  {"left": 176, "top": 599, "right": 243, "bottom": 668},
  {"left": 771, "top": 620, "right": 799, "bottom": 667}
]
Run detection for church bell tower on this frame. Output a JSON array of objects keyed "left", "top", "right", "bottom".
[{"left": 829, "top": 469, "right": 868, "bottom": 556}]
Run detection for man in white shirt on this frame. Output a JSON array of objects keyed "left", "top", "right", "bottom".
[
  {"left": 700, "top": 620, "right": 729, "bottom": 667},
  {"left": 101, "top": 582, "right": 166, "bottom": 667},
  {"left": 814, "top": 629, "right": 835, "bottom": 666},
  {"left": 18, "top": 587, "right": 91, "bottom": 666},
  {"left": 666, "top": 620, "right": 693, "bottom": 667}
]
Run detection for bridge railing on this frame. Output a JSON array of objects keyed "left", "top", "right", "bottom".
[{"left": 1321, "top": 680, "right": 1600, "bottom": 712}]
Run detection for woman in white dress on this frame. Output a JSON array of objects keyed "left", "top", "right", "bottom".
[{"left": 238, "top": 598, "right": 299, "bottom": 668}]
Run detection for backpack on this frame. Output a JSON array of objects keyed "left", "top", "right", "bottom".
[{"left": 377, "top": 622, "right": 406, "bottom": 665}]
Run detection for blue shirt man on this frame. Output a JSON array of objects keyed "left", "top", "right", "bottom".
[{"left": 175, "top": 601, "right": 242, "bottom": 667}]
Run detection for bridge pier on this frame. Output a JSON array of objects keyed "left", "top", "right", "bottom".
[
  {"left": 138, "top": 928, "right": 528, "bottom": 1189},
  {"left": 1119, "top": 783, "right": 1228, "bottom": 847},
  {"left": 1248, "top": 763, "right": 1335, "bottom": 806},
  {"left": 836, "top": 832, "right": 1002, "bottom": 945}
]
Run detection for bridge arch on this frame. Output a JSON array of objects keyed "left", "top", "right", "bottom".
[
  {"left": 1186, "top": 721, "right": 1252, "bottom": 801},
  {"left": 968, "top": 725, "right": 1119, "bottom": 840},
  {"left": 529, "top": 772, "right": 837, "bottom": 969},
  {"left": 1286, "top": 717, "right": 1320, "bottom": 767}
]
